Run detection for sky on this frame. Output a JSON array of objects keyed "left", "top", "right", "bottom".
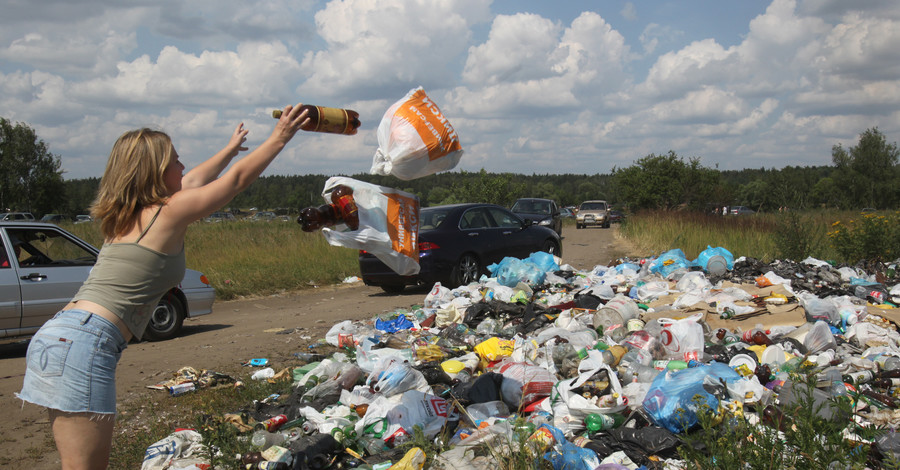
[{"left": 1, "top": 0, "right": 899, "bottom": 181}]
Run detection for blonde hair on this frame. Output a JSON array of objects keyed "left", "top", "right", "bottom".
[{"left": 90, "top": 129, "right": 175, "bottom": 239}]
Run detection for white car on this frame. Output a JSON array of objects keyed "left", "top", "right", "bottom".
[{"left": 0, "top": 221, "right": 215, "bottom": 342}]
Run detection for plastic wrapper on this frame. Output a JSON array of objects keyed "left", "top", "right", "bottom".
[
  {"left": 367, "top": 359, "right": 431, "bottom": 396},
  {"left": 320, "top": 176, "right": 420, "bottom": 275},
  {"left": 371, "top": 87, "right": 463, "bottom": 180},
  {"left": 658, "top": 312, "right": 705, "bottom": 361}
]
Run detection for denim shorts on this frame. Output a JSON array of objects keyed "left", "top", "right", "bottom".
[{"left": 17, "top": 309, "right": 128, "bottom": 415}]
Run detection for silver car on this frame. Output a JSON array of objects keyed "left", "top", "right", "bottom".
[{"left": 0, "top": 221, "right": 215, "bottom": 342}]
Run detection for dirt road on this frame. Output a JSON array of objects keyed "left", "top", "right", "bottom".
[{"left": 0, "top": 224, "right": 638, "bottom": 468}]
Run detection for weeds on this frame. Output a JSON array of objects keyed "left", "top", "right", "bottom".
[{"left": 829, "top": 210, "right": 900, "bottom": 264}]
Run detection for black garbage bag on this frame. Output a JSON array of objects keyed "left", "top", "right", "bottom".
[
  {"left": 289, "top": 433, "right": 340, "bottom": 470},
  {"left": 416, "top": 361, "right": 453, "bottom": 386},
  {"left": 585, "top": 426, "right": 682, "bottom": 466},
  {"left": 450, "top": 371, "right": 503, "bottom": 406},
  {"left": 574, "top": 292, "right": 603, "bottom": 310}
]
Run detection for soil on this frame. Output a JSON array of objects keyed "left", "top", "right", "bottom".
[{"left": 0, "top": 224, "right": 640, "bottom": 468}]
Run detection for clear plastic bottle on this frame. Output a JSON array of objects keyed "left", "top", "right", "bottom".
[{"left": 250, "top": 429, "right": 286, "bottom": 450}]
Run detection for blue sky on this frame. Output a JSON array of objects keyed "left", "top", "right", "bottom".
[{"left": 1, "top": 0, "right": 898, "bottom": 180}]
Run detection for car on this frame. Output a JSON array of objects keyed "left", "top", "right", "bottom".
[
  {"left": 510, "top": 198, "right": 562, "bottom": 236},
  {"left": 40, "top": 214, "right": 68, "bottom": 224},
  {"left": 0, "top": 221, "right": 215, "bottom": 342},
  {"left": 730, "top": 206, "right": 755, "bottom": 216},
  {"left": 862, "top": 207, "right": 877, "bottom": 213},
  {"left": 609, "top": 210, "right": 625, "bottom": 223},
  {"left": 205, "top": 211, "right": 235, "bottom": 222},
  {"left": 576, "top": 200, "right": 610, "bottom": 229},
  {"left": 359, "top": 203, "right": 562, "bottom": 293},
  {"left": 251, "top": 211, "right": 277, "bottom": 221},
  {"left": 74, "top": 215, "right": 93, "bottom": 224},
  {"left": 560, "top": 207, "right": 575, "bottom": 218},
  {"left": 0, "top": 212, "right": 35, "bottom": 221}
]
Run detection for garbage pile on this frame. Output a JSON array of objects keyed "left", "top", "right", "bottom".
[{"left": 143, "top": 247, "right": 900, "bottom": 470}]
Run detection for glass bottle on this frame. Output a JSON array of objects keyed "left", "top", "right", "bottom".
[{"left": 272, "top": 105, "right": 361, "bottom": 135}]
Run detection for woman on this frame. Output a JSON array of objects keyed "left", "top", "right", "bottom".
[{"left": 18, "top": 104, "right": 310, "bottom": 469}]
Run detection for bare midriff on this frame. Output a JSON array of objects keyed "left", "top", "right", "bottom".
[{"left": 64, "top": 300, "right": 133, "bottom": 342}]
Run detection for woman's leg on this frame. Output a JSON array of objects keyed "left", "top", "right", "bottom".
[{"left": 50, "top": 410, "right": 115, "bottom": 470}]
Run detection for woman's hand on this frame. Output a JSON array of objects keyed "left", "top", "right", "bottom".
[
  {"left": 271, "top": 104, "right": 311, "bottom": 144},
  {"left": 224, "top": 123, "right": 250, "bottom": 158}
]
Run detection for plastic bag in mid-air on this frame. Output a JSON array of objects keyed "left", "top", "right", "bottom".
[
  {"left": 371, "top": 87, "right": 463, "bottom": 180},
  {"left": 320, "top": 176, "right": 420, "bottom": 275}
]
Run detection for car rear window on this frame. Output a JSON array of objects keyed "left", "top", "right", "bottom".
[{"left": 419, "top": 207, "right": 452, "bottom": 231}]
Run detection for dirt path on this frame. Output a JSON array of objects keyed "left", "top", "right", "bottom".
[{"left": 0, "top": 224, "right": 639, "bottom": 468}]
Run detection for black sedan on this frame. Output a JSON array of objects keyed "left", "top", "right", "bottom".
[{"left": 359, "top": 203, "right": 562, "bottom": 293}]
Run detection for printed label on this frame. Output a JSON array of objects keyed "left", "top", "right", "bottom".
[
  {"left": 315, "top": 106, "right": 351, "bottom": 134},
  {"left": 384, "top": 192, "right": 419, "bottom": 259},
  {"left": 394, "top": 89, "right": 461, "bottom": 161}
]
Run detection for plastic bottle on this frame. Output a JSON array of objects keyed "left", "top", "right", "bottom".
[
  {"left": 251, "top": 430, "right": 286, "bottom": 450},
  {"left": 873, "top": 355, "right": 900, "bottom": 372},
  {"left": 329, "top": 185, "right": 360, "bottom": 230},
  {"left": 272, "top": 105, "right": 361, "bottom": 135},
  {"left": 773, "top": 381, "right": 844, "bottom": 421},
  {"left": 297, "top": 204, "right": 340, "bottom": 232},
  {"left": 584, "top": 413, "right": 625, "bottom": 433},
  {"left": 621, "top": 360, "right": 660, "bottom": 383}
]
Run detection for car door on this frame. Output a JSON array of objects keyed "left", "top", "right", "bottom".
[
  {"left": 0, "top": 235, "right": 21, "bottom": 334},
  {"left": 457, "top": 207, "right": 503, "bottom": 264},
  {"left": 6, "top": 226, "right": 97, "bottom": 331},
  {"left": 485, "top": 207, "right": 536, "bottom": 260}
]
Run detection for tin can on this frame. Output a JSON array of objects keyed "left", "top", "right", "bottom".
[
  {"left": 168, "top": 382, "right": 195, "bottom": 396},
  {"left": 256, "top": 414, "right": 288, "bottom": 432}
]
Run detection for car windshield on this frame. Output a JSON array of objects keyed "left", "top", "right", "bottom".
[
  {"left": 581, "top": 202, "right": 607, "bottom": 211},
  {"left": 419, "top": 207, "right": 452, "bottom": 231},
  {"left": 512, "top": 200, "right": 551, "bottom": 214}
]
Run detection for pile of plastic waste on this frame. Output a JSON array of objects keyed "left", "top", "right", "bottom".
[{"left": 143, "top": 246, "right": 900, "bottom": 470}]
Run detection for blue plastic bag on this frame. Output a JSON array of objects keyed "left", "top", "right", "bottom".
[
  {"left": 488, "top": 256, "right": 546, "bottom": 287},
  {"left": 693, "top": 246, "right": 734, "bottom": 274},
  {"left": 642, "top": 362, "right": 741, "bottom": 433},
  {"left": 527, "top": 251, "right": 560, "bottom": 273},
  {"left": 648, "top": 249, "right": 691, "bottom": 278},
  {"left": 374, "top": 315, "right": 414, "bottom": 333},
  {"left": 539, "top": 424, "right": 600, "bottom": 470}
]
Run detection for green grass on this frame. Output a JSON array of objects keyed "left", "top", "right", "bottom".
[
  {"left": 615, "top": 209, "right": 880, "bottom": 262},
  {"left": 63, "top": 221, "right": 360, "bottom": 300}
]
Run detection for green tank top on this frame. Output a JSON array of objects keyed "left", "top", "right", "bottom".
[{"left": 72, "top": 206, "right": 186, "bottom": 340}]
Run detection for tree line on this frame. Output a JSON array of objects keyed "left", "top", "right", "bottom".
[{"left": 2, "top": 117, "right": 897, "bottom": 217}]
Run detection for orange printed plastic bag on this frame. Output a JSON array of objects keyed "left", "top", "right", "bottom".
[
  {"left": 371, "top": 87, "right": 463, "bottom": 180},
  {"left": 320, "top": 176, "right": 420, "bottom": 275}
]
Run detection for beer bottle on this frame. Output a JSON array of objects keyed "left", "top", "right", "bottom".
[
  {"left": 329, "top": 184, "right": 359, "bottom": 230},
  {"left": 272, "top": 105, "right": 361, "bottom": 135},
  {"left": 297, "top": 204, "right": 339, "bottom": 232}
]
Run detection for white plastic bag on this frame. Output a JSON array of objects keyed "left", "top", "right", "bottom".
[
  {"left": 371, "top": 87, "right": 463, "bottom": 180},
  {"left": 141, "top": 430, "right": 208, "bottom": 470},
  {"left": 325, "top": 320, "right": 358, "bottom": 347},
  {"left": 549, "top": 351, "right": 627, "bottom": 436},
  {"left": 320, "top": 176, "right": 420, "bottom": 275},
  {"left": 658, "top": 312, "right": 705, "bottom": 361},
  {"left": 367, "top": 359, "right": 430, "bottom": 396}
]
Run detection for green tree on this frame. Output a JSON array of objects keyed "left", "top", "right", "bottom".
[
  {"left": 612, "top": 151, "right": 719, "bottom": 210},
  {"left": 447, "top": 169, "right": 526, "bottom": 206},
  {"left": 831, "top": 127, "right": 899, "bottom": 209},
  {"left": 0, "top": 118, "right": 65, "bottom": 214}
]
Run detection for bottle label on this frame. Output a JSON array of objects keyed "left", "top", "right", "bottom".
[{"left": 315, "top": 106, "right": 352, "bottom": 134}]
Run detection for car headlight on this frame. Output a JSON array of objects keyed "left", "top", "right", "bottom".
[{"left": 539, "top": 219, "right": 551, "bottom": 226}]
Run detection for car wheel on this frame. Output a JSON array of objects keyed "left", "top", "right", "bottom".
[
  {"left": 451, "top": 253, "right": 480, "bottom": 287},
  {"left": 576, "top": 224, "right": 582, "bottom": 229},
  {"left": 541, "top": 240, "right": 560, "bottom": 256},
  {"left": 380, "top": 284, "right": 406, "bottom": 294},
  {"left": 143, "top": 294, "right": 185, "bottom": 341}
]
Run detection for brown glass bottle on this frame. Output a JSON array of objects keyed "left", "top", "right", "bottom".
[
  {"left": 761, "top": 405, "right": 790, "bottom": 432},
  {"left": 297, "top": 204, "right": 339, "bottom": 232},
  {"left": 240, "top": 451, "right": 264, "bottom": 465},
  {"left": 861, "top": 389, "right": 899, "bottom": 408},
  {"left": 272, "top": 105, "right": 360, "bottom": 135},
  {"left": 751, "top": 331, "right": 774, "bottom": 346},
  {"left": 329, "top": 185, "right": 359, "bottom": 230},
  {"left": 873, "top": 378, "right": 900, "bottom": 389}
]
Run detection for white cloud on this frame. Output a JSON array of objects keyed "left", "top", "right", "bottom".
[{"left": 621, "top": 2, "right": 638, "bottom": 21}]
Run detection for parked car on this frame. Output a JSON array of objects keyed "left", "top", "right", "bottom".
[
  {"left": 0, "top": 221, "right": 215, "bottom": 342},
  {"left": 510, "top": 198, "right": 562, "bottom": 236},
  {"left": 359, "top": 203, "right": 562, "bottom": 293},
  {"left": 609, "top": 210, "right": 625, "bottom": 223},
  {"left": 204, "top": 211, "right": 235, "bottom": 222},
  {"left": 560, "top": 207, "right": 575, "bottom": 218},
  {"left": 74, "top": 215, "right": 93, "bottom": 224},
  {"left": 251, "top": 211, "right": 277, "bottom": 221},
  {"left": 730, "top": 206, "right": 755, "bottom": 216},
  {"left": 40, "top": 214, "right": 68, "bottom": 224},
  {"left": 0, "top": 212, "right": 35, "bottom": 221},
  {"left": 576, "top": 200, "right": 610, "bottom": 228}
]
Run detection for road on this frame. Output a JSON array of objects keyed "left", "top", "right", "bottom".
[{"left": 0, "top": 224, "right": 637, "bottom": 468}]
